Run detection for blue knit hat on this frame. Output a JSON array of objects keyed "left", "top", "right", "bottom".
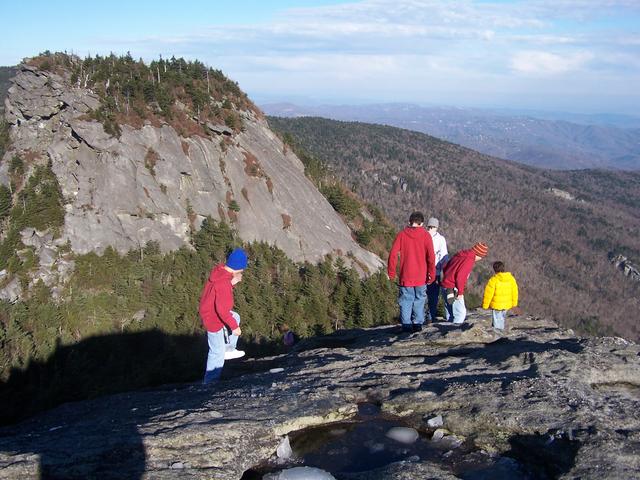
[{"left": 226, "top": 248, "right": 248, "bottom": 270}]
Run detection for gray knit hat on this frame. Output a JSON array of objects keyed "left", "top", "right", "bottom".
[{"left": 427, "top": 217, "right": 439, "bottom": 228}]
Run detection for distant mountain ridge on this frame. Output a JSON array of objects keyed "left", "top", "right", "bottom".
[
  {"left": 268, "top": 116, "right": 640, "bottom": 341},
  {"left": 262, "top": 102, "right": 640, "bottom": 170}
]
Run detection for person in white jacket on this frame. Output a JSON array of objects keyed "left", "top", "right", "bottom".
[{"left": 426, "top": 217, "right": 449, "bottom": 322}]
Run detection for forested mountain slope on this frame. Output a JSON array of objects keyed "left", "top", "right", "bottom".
[
  {"left": 263, "top": 102, "right": 640, "bottom": 170},
  {"left": 268, "top": 116, "right": 640, "bottom": 341}
]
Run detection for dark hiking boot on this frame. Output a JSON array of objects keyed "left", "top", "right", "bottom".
[
  {"left": 401, "top": 324, "right": 413, "bottom": 333},
  {"left": 412, "top": 324, "right": 423, "bottom": 332}
]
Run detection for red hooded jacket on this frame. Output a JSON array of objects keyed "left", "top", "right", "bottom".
[
  {"left": 440, "top": 249, "right": 476, "bottom": 294},
  {"left": 387, "top": 226, "right": 436, "bottom": 287},
  {"left": 199, "top": 264, "right": 239, "bottom": 333}
]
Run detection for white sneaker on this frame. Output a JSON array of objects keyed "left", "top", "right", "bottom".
[{"left": 224, "top": 349, "right": 245, "bottom": 360}]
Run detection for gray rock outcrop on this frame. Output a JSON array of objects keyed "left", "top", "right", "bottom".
[
  {"left": 17, "top": 228, "right": 75, "bottom": 298},
  {"left": 611, "top": 253, "right": 640, "bottom": 283},
  {"left": 1, "top": 312, "right": 638, "bottom": 479},
  {"left": 0, "top": 271, "right": 21, "bottom": 302},
  {"left": 1, "top": 64, "right": 383, "bottom": 277}
]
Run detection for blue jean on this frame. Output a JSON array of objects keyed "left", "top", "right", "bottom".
[
  {"left": 446, "top": 296, "right": 466, "bottom": 324},
  {"left": 203, "top": 311, "right": 240, "bottom": 384},
  {"left": 492, "top": 310, "right": 507, "bottom": 329},
  {"left": 398, "top": 285, "right": 427, "bottom": 325},
  {"left": 426, "top": 282, "right": 449, "bottom": 321}
]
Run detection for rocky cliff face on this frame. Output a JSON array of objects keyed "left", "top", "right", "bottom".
[
  {"left": 1, "top": 65, "right": 382, "bottom": 283},
  {"left": 1, "top": 312, "right": 638, "bottom": 479}
]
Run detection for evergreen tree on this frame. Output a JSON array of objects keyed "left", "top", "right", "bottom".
[{"left": 0, "top": 185, "right": 11, "bottom": 222}]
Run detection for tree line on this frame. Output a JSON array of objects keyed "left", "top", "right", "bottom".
[{"left": 28, "top": 51, "right": 257, "bottom": 138}]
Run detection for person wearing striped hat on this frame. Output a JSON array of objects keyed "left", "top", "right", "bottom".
[{"left": 440, "top": 242, "right": 488, "bottom": 324}]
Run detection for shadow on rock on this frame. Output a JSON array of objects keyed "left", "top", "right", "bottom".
[
  {"left": 422, "top": 337, "right": 584, "bottom": 369},
  {"left": 416, "top": 365, "right": 539, "bottom": 396},
  {"left": 0, "top": 329, "right": 275, "bottom": 479},
  {"left": 504, "top": 431, "right": 581, "bottom": 479},
  {"left": 0, "top": 330, "right": 206, "bottom": 426}
]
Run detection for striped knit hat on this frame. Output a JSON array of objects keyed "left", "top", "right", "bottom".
[{"left": 472, "top": 242, "right": 489, "bottom": 258}]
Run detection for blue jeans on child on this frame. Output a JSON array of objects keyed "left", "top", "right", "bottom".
[
  {"left": 398, "top": 285, "right": 427, "bottom": 326},
  {"left": 445, "top": 296, "right": 467, "bottom": 324},
  {"left": 203, "top": 311, "right": 240, "bottom": 384},
  {"left": 492, "top": 310, "right": 507, "bottom": 330}
]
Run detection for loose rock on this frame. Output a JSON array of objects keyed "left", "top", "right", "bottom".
[
  {"left": 426, "top": 415, "right": 443, "bottom": 428},
  {"left": 264, "top": 466, "right": 337, "bottom": 480},
  {"left": 385, "top": 427, "right": 419, "bottom": 445}
]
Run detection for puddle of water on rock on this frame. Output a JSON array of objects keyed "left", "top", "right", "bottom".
[
  {"left": 289, "top": 418, "right": 435, "bottom": 473},
  {"left": 241, "top": 403, "right": 474, "bottom": 479},
  {"left": 289, "top": 402, "right": 474, "bottom": 474},
  {"left": 242, "top": 404, "right": 581, "bottom": 480}
]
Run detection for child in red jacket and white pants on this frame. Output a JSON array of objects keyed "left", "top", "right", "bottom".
[
  {"left": 199, "top": 248, "right": 247, "bottom": 384},
  {"left": 440, "top": 242, "right": 488, "bottom": 325}
]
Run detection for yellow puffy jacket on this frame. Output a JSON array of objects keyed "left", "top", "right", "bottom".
[{"left": 482, "top": 272, "right": 518, "bottom": 310}]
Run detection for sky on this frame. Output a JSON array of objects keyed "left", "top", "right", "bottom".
[{"left": 1, "top": 0, "right": 639, "bottom": 114}]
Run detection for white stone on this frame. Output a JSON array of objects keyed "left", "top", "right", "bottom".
[
  {"left": 276, "top": 436, "right": 292, "bottom": 459},
  {"left": 426, "top": 415, "right": 443, "bottom": 428},
  {"left": 385, "top": 427, "right": 419, "bottom": 444},
  {"left": 264, "top": 466, "right": 336, "bottom": 480},
  {"left": 432, "top": 428, "right": 447, "bottom": 441}
]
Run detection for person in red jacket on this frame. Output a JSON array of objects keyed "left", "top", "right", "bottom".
[
  {"left": 440, "top": 242, "right": 488, "bottom": 325},
  {"left": 387, "top": 211, "right": 436, "bottom": 332},
  {"left": 199, "top": 248, "right": 248, "bottom": 384}
]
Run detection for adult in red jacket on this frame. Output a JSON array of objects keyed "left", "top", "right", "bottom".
[
  {"left": 387, "top": 211, "right": 436, "bottom": 332},
  {"left": 440, "top": 242, "right": 488, "bottom": 324},
  {"left": 199, "top": 248, "right": 247, "bottom": 384}
]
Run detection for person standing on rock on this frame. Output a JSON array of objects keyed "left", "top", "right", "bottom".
[
  {"left": 387, "top": 211, "right": 436, "bottom": 332},
  {"left": 482, "top": 261, "right": 520, "bottom": 330},
  {"left": 440, "top": 242, "right": 488, "bottom": 325},
  {"left": 425, "top": 217, "right": 449, "bottom": 323},
  {"left": 199, "top": 248, "right": 248, "bottom": 384}
]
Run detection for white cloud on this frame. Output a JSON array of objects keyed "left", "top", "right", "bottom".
[
  {"left": 510, "top": 50, "right": 593, "bottom": 76},
  {"left": 71, "top": 0, "right": 640, "bottom": 112},
  {"left": 119, "top": 0, "right": 636, "bottom": 61},
  {"left": 238, "top": 53, "right": 400, "bottom": 77}
]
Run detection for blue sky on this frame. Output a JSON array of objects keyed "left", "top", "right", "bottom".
[{"left": 2, "top": 0, "right": 639, "bottom": 114}]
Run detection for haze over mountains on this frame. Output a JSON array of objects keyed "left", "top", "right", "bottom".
[{"left": 263, "top": 103, "right": 640, "bottom": 171}]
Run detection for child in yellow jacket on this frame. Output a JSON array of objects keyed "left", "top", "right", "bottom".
[{"left": 482, "top": 261, "right": 519, "bottom": 330}]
